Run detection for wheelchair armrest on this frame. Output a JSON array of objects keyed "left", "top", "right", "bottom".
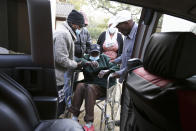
[{"left": 127, "top": 58, "right": 143, "bottom": 71}]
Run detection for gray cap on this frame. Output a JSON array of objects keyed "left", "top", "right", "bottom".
[{"left": 90, "top": 44, "right": 100, "bottom": 53}]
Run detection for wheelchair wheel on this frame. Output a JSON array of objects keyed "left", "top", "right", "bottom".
[
  {"left": 110, "top": 83, "right": 121, "bottom": 130},
  {"left": 100, "top": 83, "right": 122, "bottom": 131}
]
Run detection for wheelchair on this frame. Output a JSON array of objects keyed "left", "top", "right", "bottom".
[
  {"left": 65, "top": 70, "right": 122, "bottom": 131},
  {"left": 97, "top": 73, "right": 121, "bottom": 131}
]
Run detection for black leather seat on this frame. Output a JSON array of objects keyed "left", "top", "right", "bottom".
[
  {"left": 122, "top": 32, "right": 196, "bottom": 131},
  {"left": 0, "top": 73, "right": 83, "bottom": 131}
]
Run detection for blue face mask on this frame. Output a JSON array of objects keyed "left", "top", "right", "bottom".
[
  {"left": 75, "top": 28, "right": 82, "bottom": 35},
  {"left": 89, "top": 55, "right": 100, "bottom": 61}
]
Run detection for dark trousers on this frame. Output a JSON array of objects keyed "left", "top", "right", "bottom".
[
  {"left": 69, "top": 83, "right": 106, "bottom": 122},
  {"left": 120, "top": 83, "right": 134, "bottom": 131}
]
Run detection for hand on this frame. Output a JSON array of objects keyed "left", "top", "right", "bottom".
[
  {"left": 98, "top": 70, "right": 110, "bottom": 78},
  {"left": 111, "top": 72, "right": 120, "bottom": 78},
  {"left": 90, "top": 61, "right": 99, "bottom": 68},
  {"left": 110, "top": 59, "right": 115, "bottom": 63},
  {"left": 77, "top": 61, "right": 83, "bottom": 69},
  {"left": 85, "top": 61, "right": 91, "bottom": 66},
  {"left": 84, "top": 61, "right": 99, "bottom": 67}
]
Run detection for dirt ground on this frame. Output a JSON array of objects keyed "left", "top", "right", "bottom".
[{"left": 77, "top": 101, "right": 120, "bottom": 131}]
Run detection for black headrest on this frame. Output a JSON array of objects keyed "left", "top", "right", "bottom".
[{"left": 143, "top": 32, "right": 196, "bottom": 79}]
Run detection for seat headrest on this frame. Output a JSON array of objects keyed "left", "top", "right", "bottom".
[{"left": 143, "top": 32, "right": 196, "bottom": 79}]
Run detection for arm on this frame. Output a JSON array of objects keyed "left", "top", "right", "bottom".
[
  {"left": 76, "top": 57, "right": 88, "bottom": 66},
  {"left": 115, "top": 67, "right": 126, "bottom": 76},
  {"left": 85, "top": 30, "right": 92, "bottom": 53},
  {"left": 80, "top": 29, "right": 92, "bottom": 54},
  {"left": 97, "top": 32, "right": 106, "bottom": 53},
  {"left": 113, "top": 55, "right": 122, "bottom": 64},
  {"left": 107, "top": 56, "right": 120, "bottom": 72},
  {"left": 98, "top": 55, "right": 119, "bottom": 78},
  {"left": 117, "top": 33, "right": 124, "bottom": 56},
  {"left": 113, "top": 67, "right": 127, "bottom": 83},
  {"left": 86, "top": 29, "right": 92, "bottom": 44},
  {"left": 54, "top": 34, "right": 77, "bottom": 69},
  {"left": 76, "top": 55, "right": 97, "bottom": 67}
]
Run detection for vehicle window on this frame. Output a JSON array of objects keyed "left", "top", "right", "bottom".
[
  {"left": 156, "top": 14, "right": 196, "bottom": 34},
  {"left": 0, "top": 0, "right": 31, "bottom": 54}
]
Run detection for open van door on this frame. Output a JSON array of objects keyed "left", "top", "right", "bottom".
[{"left": 0, "top": 0, "right": 58, "bottom": 120}]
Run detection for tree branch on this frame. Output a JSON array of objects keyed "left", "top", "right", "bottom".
[{"left": 98, "top": 5, "right": 116, "bottom": 15}]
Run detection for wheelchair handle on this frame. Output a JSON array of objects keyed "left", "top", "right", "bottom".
[{"left": 106, "top": 73, "right": 114, "bottom": 89}]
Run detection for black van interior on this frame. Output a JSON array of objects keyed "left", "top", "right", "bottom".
[{"left": 0, "top": 0, "right": 196, "bottom": 130}]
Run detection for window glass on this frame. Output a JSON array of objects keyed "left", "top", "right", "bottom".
[
  {"left": 156, "top": 14, "right": 196, "bottom": 34},
  {"left": 0, "top": 0, "right": 31, "bottom": 54}
]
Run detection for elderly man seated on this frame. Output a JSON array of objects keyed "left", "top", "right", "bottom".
[{"left": 69, "top": 44, "right": 119, "bottom": 131}]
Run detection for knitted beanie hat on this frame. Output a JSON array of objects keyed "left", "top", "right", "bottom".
[{"left": 67, "top": 10, "right": 85, "bottom": 27}]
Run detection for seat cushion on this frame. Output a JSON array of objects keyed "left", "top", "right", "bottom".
[
  {"left": 125, "top": 67, "right": 181, "bottom": 131},
  {"left": 125, "top": 67, "right": 196, "bottom": 131},
  {"left": 143, "top": 32, "right": 196, "bottom": 79},
  {"left": 0, "top": 73, "right": 40, "bottom": 131},
  {"left": 35, "top": 119, "right": 84, "bottom": 131}
]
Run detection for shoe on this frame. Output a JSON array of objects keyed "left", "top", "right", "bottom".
[
  {"left": 58, "top": 113, "right": 65, "bottom": 119},
  {"left": 115, "top": 120, "right": 120, "bottom": 127},
  {"left": 64, "top": 109, "right": 72, "bottom": 118},
  {"left": 83, "top": 125, "right": 94, "bottom": 131}
]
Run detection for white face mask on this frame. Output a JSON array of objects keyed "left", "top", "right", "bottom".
[
  {"left": 89, "top": 55, "right": 100, "bottom": 61},
  {"left": 75, "top": 28, "right": 82, "bottom": 35},
  {"left": 108, "top": 27, "right": 116, "bottom": 34}
]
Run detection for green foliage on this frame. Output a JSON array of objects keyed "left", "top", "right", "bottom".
[
  {"left": 58, "top": 0, "right": 142, "bottom": 42},
  {"left": 59, "top": 0, "right": 66, "bottom": 2},
  {"left": 66, "top": 0, "right": 87, "bottom": 10},
  {"left": 88, "top": 27, "right": 104, "bottom": 44},
  {"left": 87, "top": 0, "right": 141, "bottom": 16},
  {"left": 87, "top": 18, "right": 108, "bottom": 43},
  {"left": 85, "top": 0, "right": 141, "bottom": 42}
]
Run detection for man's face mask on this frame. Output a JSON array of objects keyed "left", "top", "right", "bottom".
[
  {"left": 89, "top": 55, "right": 100, "bottom": 61},
  {"left": 75, "top": 28, "right": 82, "bottom": 35},
  {"left": 89, "top": 51, "right": 100, "bottom": 61},
  {"left": 71, "top": 24, "right": 82, "bottom": 35}
]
